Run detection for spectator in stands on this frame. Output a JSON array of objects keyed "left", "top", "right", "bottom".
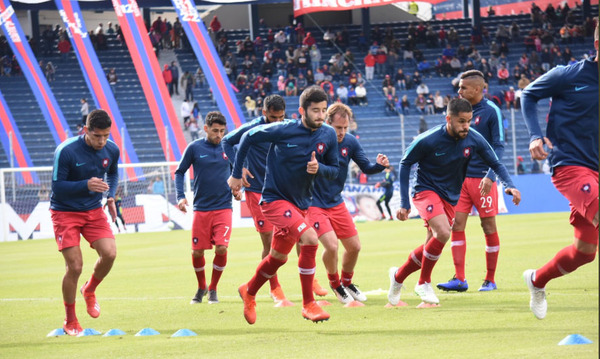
[
  {"left": 495, "top": 25, "right": 510, "bottom": 44},
  {"left": 385, "top": 95, "right": 397, "bottom": 115},
  {"left": 512, "top": 65, "right": 524, "bottom": 83},
  {"left": 194, "top": 67, "right": 206, "bottom": 88},
  {"left": 450, "top": 56, "right": 462, "bottom": 75},
  {"left": 425, "top": 94, "right": 435, "bottom": 115},
  {"left": 347, "top": 86, "right": 358, "bottom": 106},
  {"left": 181, "top": 71, "right": 195, "bottom": 101},
  {"left": 162, "top": 64, "right": 173, "bottom": 96},
  {"left": 416, "top": 82, "right": 429, "bottom": 97},
  {"left": 80, "top": 98, "right": 89, "bottom": 126},
  {"left": 274, "top": 30, "right": 286, "bottom": 45},
  {"left": 188, "top": 119, "right": 200, "bottom": 142},
  {"left": 285, "top": 79, "right": 297, "bottom": 97},
  {"left": 242, "top": 36, "right": 254, "bottom": 56},
  {"left": 418, "top": 116, "right": 428, "bottom": 134},
  {"left": 403, "top": 45, "right": 415, "bottom": 66},
  {"left": 106, "top": 68, "right": 118, "bottom": 95},
  {"left": 504, "top": 87, "right": 516, "bottom": 110},
  {"left": 181, "top": 99, "right": 192, "bottom": 129},
  {"left": 517, "top": 73, "right": 530, "bottom": 90},
  {"left": 479, "top": 58, "right": 493, "bottom": 81},
  {"left": 336, "top": 83, "right": 348, "bottom": 104},
  {"left": 469, "top": 48, "right": 482, "bottom": 63},
  {"left": 497, "top": 64, "right": 509, "bottom": 84},
  {"left": 433, "top": 91, "right": 445, "bottom": 114},
  {"left": 417, "top": 58, "right": 432, "bottom": 76},
  {"left": 412, "top": 71, "right": 422, "bottom": 87},
  {"left": 355, "top": 83, "right": 368, "bottom": 106},
  {"left": 516, "top": 156, "right": 525, "bottom": 175},
  {"left": 76, "top": 124, "right": 84, "bottom": 136},
  {"left": 518, "top": 53, "right": 530, "bottom": 70},
  {"left": 45, "top": 61, "right": 56, "bottom": 82},
  {"left": 309, "top": 45, "right": 321, "bottom": 73},
  {"left": 382, "top": 74, "right": 396, "bottom": 97},
  {"left": 244, "top": 96, "right": 257, "bottom": 118},
  {"left": 487, "top": 5, "right": 495, "bottom": 16},
  {"left": 394, "top": 68, "right": 407, "bottom": 90},
  {"left": 305, "top": 69, "right": 315, "bottom": 85},
  {"left": 385, "top": 50, "right": 398, "bottom": 77},
  {"left": 375, "top": 48, "right": 387, "bottom": 76},
  {"left": 364, "top": 52, "right": 376, "bottom": 81},
  {"left": 57, "top": 36, "right": 70, "bottom": 62},
  {"left": 170, "top": 61, "right": 180, "bottom": 96},
  {"left": 447, "top": 27, "right": 459, "bottom": 47},
  {"left": 414, "top": 93, "right": 426, "bottom": 114},
  {"left": 400, "top": 95, "right": 410, "bottom": 115},
  {"left": 209, "top": 15, "right": 221, "bottom": 34}
]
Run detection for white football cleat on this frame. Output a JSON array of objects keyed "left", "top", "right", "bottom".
[
  {"left": 346, "top": 283, "right": 367, "bottom": 302},
  {"left": 523, "top": 269, "right": 547, "bottom": 319},
  {"left": 388, "top": 267, "right": 403, "bottom": 305},
  {"left": 414, "top": 282, "right": 440, "bottom": 304},
  {"left": 331, "top": 285, "right": 353, "bottom": 304}
]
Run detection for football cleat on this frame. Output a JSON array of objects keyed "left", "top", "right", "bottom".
[
  {"left": 207, "top": 289, "right": 219, "bottom": 304},
  {"left": 312, "top": 278, "right": 328, "bottom": 297},
  {"left": 478, "top": 280, "right": 497, "bottom": 292},
  {"left": 387, "top": 267, "right": 403, "bottom": 305},
  {"left": 436, "top": 276, "right": 469, "bottom": 292},
  {"left": 415, "top": 282, "right": 440, "bottom": 304},
  {"left": 270, "top": 286, "right": 287, "bottom": 302},
  {"left": 63, "top": 319, "right": 83, "bottom": 336},
  {"left": 80, "top": 282, "right": 100, "bottom": 318},
  {"left": 302, "top": 301, "right": 330, "bottom": 323},
  {"left": 331, "top": 285, "right": 353, "bottom": 304},
  {"left": 238, "top": 283, "right": 257, "bottom": 325},
  {"left": 190, "top": 288, "right": 208, "bottom": 304},
  {"left": 523, "top": 269, "right": 547, "bottom": 319},
  {"left": 346, "top": 283, "right": 367, "bottom": 302}
]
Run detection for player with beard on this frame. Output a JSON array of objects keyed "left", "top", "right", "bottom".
[
  {"left": 229, "top": 86, "right": 339, "bottom": 324},
  {"left": 387, "top": 98, "right": 520, "bottom": 306},
  {"left": 309, "top": 103, "right": 388, "bottom": 304},
  {"left": 175, "top": 112, "right": 239, "bottom": 305}
]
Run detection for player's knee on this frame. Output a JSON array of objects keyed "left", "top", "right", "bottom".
[
  {"left": 269, "top": 249, "right": 288, "bottom": 262},
  {"left": 66, "top": 261, "right": 83, "bottom": 276},
  {"left": 191, "top": 249, "right": 204, "bottom": 258},
  {"left": 435, "top": 228, "right": 451, "bottom": 242},
  {"left": 215, "top": 245, "right": 227, "bottom": 255},
  {"left": 343, "top": 237, "right": 361, "bottom": 255}
]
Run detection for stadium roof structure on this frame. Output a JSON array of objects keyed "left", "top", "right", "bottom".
[{"left": 10, "top": 0, "right": 285, "bottom": 9}]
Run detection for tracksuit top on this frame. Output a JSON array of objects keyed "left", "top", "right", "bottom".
[
  {"left": 521, "top": 58, "right": 599, "bottom": 172},
  {"left": 233, "top": 119, "right": 339, "bottom": 210},
  {"left": 467, "top": 99, "right": 505, "bottom": 179},
  {"left": 51, "top": 135, "right": 119, "bottom": 212},
  {"left": 222, "top": 116, "right": 273, "bottom": 194},
  {"left": 175, "top": 138, "right": 232, "bottom": 211},
  {"left": 312, "top": 133, "right": 386, "bottom": 208},
  {"left": 399, "top": 124, "right": 515, "bottom": 210}
]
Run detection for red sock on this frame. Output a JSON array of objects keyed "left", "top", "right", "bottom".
[
  {"left": 209, "top": 252, "right": 227, "bottom": 291},
  {"left": 419, "top": 238, "right": 445, "bottom": 284},
  {"left": 451, "top": 231, "right": 467, "bottom": 281},
  {"left": 248, "top": 255, "right": 287, "bottom": 296},
  {"left": 192, "top": 255, "right": 206, "bottom": 290},
  {"left": 484, "top": 232, "right": 500, "bottom": 282},
  {"left": 299, "top": 244, "right": 318, "bottom": 305},
  {"left": 341, "top": 271, "right": 353, "bottom": 287},
  {"left": 534, "top": 245, "right": 596, "bottom": 288},
  {"left": 268, "top": 274, "right": 281, "bottom": 290},
  {"left": 83, "top": 274, "right": 102, "bottom": 294},
  {"left": 328, "top": 272, "right": 341, "bottom": 289},
  {"left": 64, "top": 301, "right": 77, "bottom": 323},
  {"left": 395, "top": 245, "right": 424, "bottom": 283}
]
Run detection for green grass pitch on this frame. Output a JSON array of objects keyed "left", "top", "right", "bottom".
[{"left": 0, "top": 212, "right": 597, "bottom": 358}]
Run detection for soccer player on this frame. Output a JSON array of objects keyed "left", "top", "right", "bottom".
[
  {"left": 222, "top": 95, "right": 290, "bottom": 304},
  {"left": 520, "top": 25, "right": 598, "bottom": 320},
  {"left": 175, "top": 111, "right": 238, "bottom": 305},
  {"left": 437, "top": 70, "right": 505, "bottom": 293},
  {"left": 376, "top": 166, "right": 396, "bottom": 220},
  {"left": 229, "top": 86, "right": 339, "bottom": 324},
  {"left": 387, "top": 98, "right": 521, "bottom": 306},
  {"left": 309, "top": 103, "right": 388, "bottom": 304},
  {"left": 50, "top": 109, "right": 120, "bottom": 336}
]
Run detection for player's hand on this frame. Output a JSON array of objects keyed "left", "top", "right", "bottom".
[
  {"left": 233, "top": 190, "right": 243, "bottom": 201},
  {"left": 105, "top": 197, "right": 117, "bottom": 222},
  {"left": 376, "top": 153, "right": 390, "bottom": 167},
  {"left": 177, "top": 198, "right": 188, "bottom": 213},
  {"left": 307, "top": 151, "right": 319, "bottom": 174},
  {"left": 479, "top": 177, "right": 493, "bottom": 196},
  {"left": 88, "top": 177, "right": 109, "bottom": 193},
  {"left": 529, "top": 137, "right": 553, "bottom": 161},
  {"left": 505, "top": 188, "right": 521, "bottom": 206},
  {"left": 374, "top": 182, "right": 381, "bottom": 189},
  {"left": 228, "top": 175, "right": 243, "bottom": 192},
  {"left": 241, "top": 168, "right": 254, "bottom": 188},
  {"left": 396, "top": 208, "right": 410, "bottom": 221}
]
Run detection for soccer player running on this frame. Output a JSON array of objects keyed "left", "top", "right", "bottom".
[
  {"left": 387, "top": 98, "right": 521, "bottom": 306},
  {"left": 309, "top": 103, "right": 389, "bottom": 304},
  {"left": 376, "top": 166, "right": 396, "bottom": 221},
  {"left": 50, "top": 109, "right": 119, "bottom": 336},
  {"left": 175, "top": 111, "right": 239, "bottom": 305},
  {"left": 520, "top": 25, "right": 599, "bottom": 320},
  {"left": 437, "top": 70, "right": 505, "bottom": 293},
  {"left": 229, "top": 86, "right": 339, "bottom": 324},
  {"left": 222, "top": 95, "right": 291, "bottom": 304}
]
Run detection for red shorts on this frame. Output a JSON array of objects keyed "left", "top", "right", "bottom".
[
  {"left": 261, "top": 200, "right": 311, "bottom": 253},
  {"left": 308, "top": 203, "right": 358, "bottom": 239},
  {"left": 191, "top": 209, "right": 233, "bottom": 250},
  {"left": 50, "top": 207, "right": 114, "bottom": 251},
  {"left": 245, "top": 191, "right": 273, "bottom": 233},
  {"left": 413, "top": 190, "right": 455, "bottom": 229},
  {"left": 455, "top": 177, "right": 499, "bottom": 218},
  {"left": 552, "top": 166, "right": 599, "bottom": 244}
]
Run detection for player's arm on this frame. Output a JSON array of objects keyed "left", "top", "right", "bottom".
[
  {"left": 51, "top": 149, "right": 92, "bottom": 197},
  {"left": 476, "top": 135, "right": 521, "bottom": 205},
  {"left": 521, "top": 68, "right": 561, "bottom": 159},
  {"left": 104, "top": 149, "right": 120, "bottom": 221},
  {"left": 174, "top": 143, "right": 194, "bottom": 213},
  {"left": 398, "top": 141, "right": 422, "bottom": 214},
  {"left": 351, "top": 140, "right": 387, "bottom": 175},
  {"left": 222, "top": 121, "right": 254, "bottom": 165}
]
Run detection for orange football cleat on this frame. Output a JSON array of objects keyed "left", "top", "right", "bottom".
[
  {"left": 302, "top": 301, "right": 330, "bottom": 323},
  {"left": 80, "top": 282, "right": 100, "bottom": 318},
  {"left": 312, "top": 278, "right": 328, "bottom": 297},
  {"left": 238, "top": 283, "right": 257, "bottom": 325},
  {"left": 63, "top": 319, "right": 83, "bottom": 336}
]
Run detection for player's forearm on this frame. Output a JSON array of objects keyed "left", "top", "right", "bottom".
[
  {"left": 399, "top": 164, "right": 411, "bottom": 209},
  {"left": 520, "top": 93, "right": 544, "bottom": 142},
  {"left": 317, "top": 163, "right": 339, "bottom": 180},
  {"left": 361, "top": 162, "right": 386, "bottom": 175},
  {"left": 174, "top": 172, "right": 186, "bottom": 201},
  {"left": 106, "top": 172, "right": 119, "bottom": 199},
  {"left": 52, "top": 180, "right": 91, "bottom": 196},
  {"left": 485, "top": 145, "right": 504, "bottom": 179}
]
